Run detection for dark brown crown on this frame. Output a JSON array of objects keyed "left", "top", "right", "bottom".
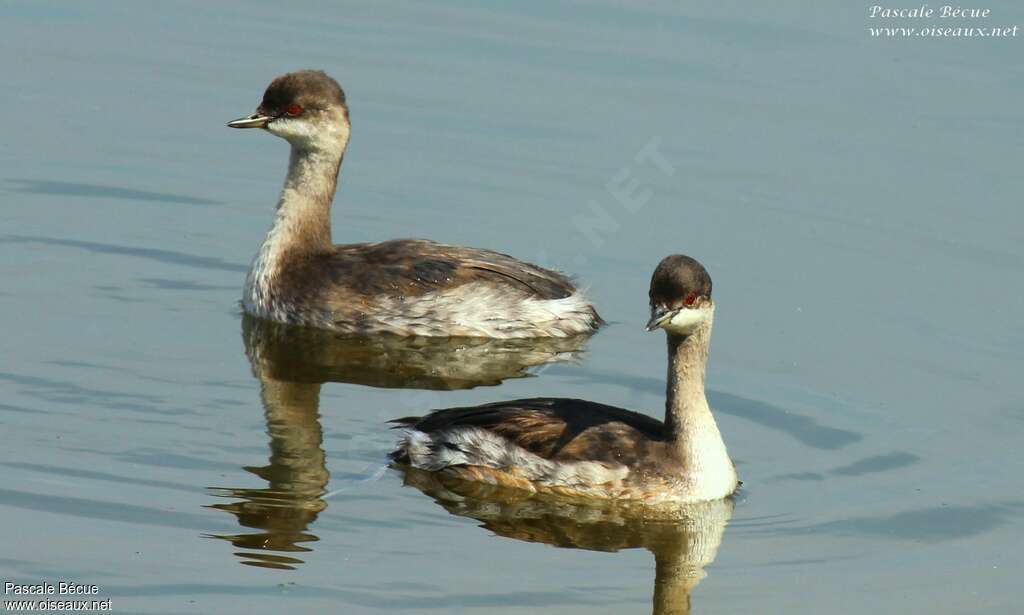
[
  {"left": 257, "top": 70, "right": 347, "bottom": 117},
  {"left": 648, "top": 254, "right": 712, "bottom": 309}
]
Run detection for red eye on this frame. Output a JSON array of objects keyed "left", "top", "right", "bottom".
[
  {"left": 285, "top": 103, "right": 303, "bottom": 116},
  {"left": 683, "top": 293, "right": 698, "bottom": 307}
]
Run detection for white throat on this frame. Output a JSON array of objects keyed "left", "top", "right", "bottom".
[
  {"left": 242, "top": 141, "right": 344, "bottom": 318},
  {"left": 664, "top": 313, "right": 737, "bottom": 501}
]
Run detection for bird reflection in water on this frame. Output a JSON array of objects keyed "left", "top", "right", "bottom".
[
  {"left": 398, "top": 467, "right": 733, "bottom": 615},
  {"left": 206, "top": 315, "right": 594, "bottom": 569},
  {"left": 237, "top": 315, "right": 594, "bottom": 390}
]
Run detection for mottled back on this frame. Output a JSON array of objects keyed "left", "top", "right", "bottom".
[
  {"left": 281, "top": 239, "right": 581, "bottom": 301},
  {"left": 391, "top": 397, "right": 669, "bottom": 467}
]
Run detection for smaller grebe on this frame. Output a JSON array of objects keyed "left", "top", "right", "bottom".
[
  {"left": 390, "top": 255, "right": 739, "bottom": 504},
  {"left": 228, "top": 70, "right": 601, "bottom": 338}
]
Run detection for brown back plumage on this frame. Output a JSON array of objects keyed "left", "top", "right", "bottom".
[
  {"left": 280, "top": 239, "right": 582, "bottom": 302},
  {"left": 390, "top": 397, "right": 668, "bottom": 466}
]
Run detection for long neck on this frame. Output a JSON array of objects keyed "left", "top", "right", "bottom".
[
  {"left": 663, "top": 316, "right": 736, "bottom": 496},
  {"left": 245, "top": 145, "right": 343, "bottom": 307},
  {"left": 664, "top": 320, "right": 712, "bottom": 439},
  {"left": 270, "top": 145, "right": 343, "bottom": 255}
]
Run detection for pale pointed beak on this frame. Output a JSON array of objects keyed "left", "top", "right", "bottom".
[
  {"left": 645, "top": 306, "right": 679, "bottom": 331},
  {"left": 227, "top": 113, "right": 273, "bottom": 129}
]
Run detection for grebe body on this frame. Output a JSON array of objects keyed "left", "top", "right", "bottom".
[
  {"left": 228, "top": 70, "right": 601, "bottom": 338},
  {"left": 390, "top": 255, "right": 738, "bottom": 503}
]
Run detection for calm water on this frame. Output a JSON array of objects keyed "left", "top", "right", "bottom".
[{"left": 3, "top": 2, "right": 1023, "bottom": 613}]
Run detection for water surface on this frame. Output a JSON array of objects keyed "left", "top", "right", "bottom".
[{"left": 2, "top": 2, "right": 1022, "bottom": 613}]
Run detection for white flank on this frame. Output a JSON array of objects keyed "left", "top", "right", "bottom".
[
  {"left": 400, "top": 427, "right": 628, "bottom": 488},
  {"left": 364, "top": 282, "right": 598, "bottom": 338}
]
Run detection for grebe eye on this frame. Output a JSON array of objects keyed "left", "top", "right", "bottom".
[
  {"left": 285, "top": 103, "right": 303, "bottom": 116},
  {"left": 683, "top": 293, "right": 698, "bottom": 307}
]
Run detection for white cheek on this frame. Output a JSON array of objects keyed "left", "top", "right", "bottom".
[
  {"left": 267, "top": 119, "right": 315, "bottom": 141},
  {"left": 662, "top": 305, "right": 712, "bottom": 334},
  {"left": 267, "top": 114, "right": 350, "bottom": 149}
]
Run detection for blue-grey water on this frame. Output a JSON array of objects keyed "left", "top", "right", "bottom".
[{"left": 2, "top": 2, "right": 1023, "bottom": 613}]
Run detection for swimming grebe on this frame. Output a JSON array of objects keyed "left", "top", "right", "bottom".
[
  {"left": 389, "top": 255, "right": 739, "bottom": 504},
  {"left": 227, "top": 70, "right": 602, "bottom": 338}
]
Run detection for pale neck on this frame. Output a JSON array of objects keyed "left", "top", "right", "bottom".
[
  {"left": 663, "top": 319, "right": 713, "bottom": 440},
  {"left": 268, "top": 145, "right": 344, "bottom": 256},
  {"left": 663, "top": 314, "right": 735, "bottom": 492}
]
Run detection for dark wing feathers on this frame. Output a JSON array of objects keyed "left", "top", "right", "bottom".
[
  {"left": 327, "top": 239, "right": 577, "bottom": 299},
  {"left": 392, "top": 398, "right": 667, "bottom": 464}
]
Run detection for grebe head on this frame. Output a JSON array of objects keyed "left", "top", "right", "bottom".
[
  {"left": 227, "top": 70, "right": 350, "bottom": 151},
  {"left": 646, "top": 254, "right": 714, "bottom": 335}
]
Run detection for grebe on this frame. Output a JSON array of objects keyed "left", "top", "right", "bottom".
[
  {"left": 390, "top": 255, "right": 739, "bottom": 504},
  {"left": 227, "top": 70, "right": 602, "bottom": 338}
]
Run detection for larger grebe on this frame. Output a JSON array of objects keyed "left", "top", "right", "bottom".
[
  {"left": 390, "top": 255, "right": 739, "bottom": 504},
  {"left": 227, "top": 70, "right": 602, "bottom": 338}
]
